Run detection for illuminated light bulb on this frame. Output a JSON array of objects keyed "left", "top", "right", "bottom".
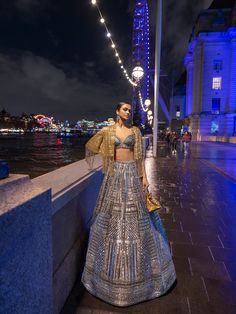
[
  {"left": 106, "top": 32, "right": 111, "bottom": 38},
  {"left": 121, "top": 65, "right": 123, "bottom": 69},
  {"left": 115, "top": 53, "right": 119, "bottom": 57},
  {"left": 124, "top": 70, "right": 126, "bottom": 73},
  {"left": 144, "top": 99, "right": 151, "bottom": 107},
  {"left": 111, "top": 43, "right": 115, "bottom": 48},
  {"left": 118, "top": 60, "right": 122, "bottom": 64},
  {"left": 100, "top": 18, "right": 105, "bottom": 23},
  {"left": 91, "top": 0, "right": 96, "bottom": 5}
]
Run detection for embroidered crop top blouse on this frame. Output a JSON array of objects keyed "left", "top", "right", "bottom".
[
  {"left": 85, "top": 123, "right": 144, "bottom": 177},
  {"left": 114, "top": 134, "right": 135, "bottom": 149}
]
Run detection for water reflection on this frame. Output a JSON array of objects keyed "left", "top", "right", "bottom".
[{"left": 0, "top": 133, "right": 87, "bottom": 178}]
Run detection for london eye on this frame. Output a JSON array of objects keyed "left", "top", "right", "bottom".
[{"left": 132, "top": 0, "right": 151, "bottom": 127}]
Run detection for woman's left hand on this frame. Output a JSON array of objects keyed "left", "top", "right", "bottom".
[{"left": 142, "top": 177, "right": 149, "bottom": 191}]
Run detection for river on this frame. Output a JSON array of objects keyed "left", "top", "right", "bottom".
[{"left": 0, "top": 133, "right": 87, "bottom": 178}]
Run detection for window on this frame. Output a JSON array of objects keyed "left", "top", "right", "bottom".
[
  {"left": 212, "top": 98, "right": 221, "bottom": 114},
  {"left": 211, "top": 120, "right": 219, "bottom": 134},
  {"left": 213, "top": 60, "right": 223, "bottom": 71},
  {"left": 212, "top": 77, "right": 222, "bottom": 90}
]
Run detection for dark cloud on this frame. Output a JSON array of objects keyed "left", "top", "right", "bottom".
[
  {"left": 0, "top": 53, "right": 130, "bottom": 122},
  {"left": 0, "top": 0, "right": 214, "bottom": 120},
  {"left": 160, "top": 0, "right": 212, "bottom": 76},
  {"left": 14, "top": 0, "right": 50, "bottom": 14}
]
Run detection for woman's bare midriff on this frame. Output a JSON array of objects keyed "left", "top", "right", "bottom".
[{"left": 115, "top": 148, "right": 134, "bottom": 161}]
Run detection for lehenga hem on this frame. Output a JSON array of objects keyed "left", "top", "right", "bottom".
[{"left": 82, "top": 274, "right": 177, "bottom": 307}]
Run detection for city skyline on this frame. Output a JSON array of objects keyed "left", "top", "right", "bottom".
[{"left": 0, "top": 0, "right": 212, "bottom": 121}]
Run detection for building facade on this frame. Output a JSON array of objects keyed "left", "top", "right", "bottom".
[{"left": 184, "top": 0, "right": 236, "bottom": 141}]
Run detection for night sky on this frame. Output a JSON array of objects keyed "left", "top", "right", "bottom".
[{"left": 0, "top": 0, "right": 212, "bottom": 122}]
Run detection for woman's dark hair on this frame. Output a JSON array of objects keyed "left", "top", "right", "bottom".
[{"left": 116, "top": 102, "right": 131, "bottom": 111}]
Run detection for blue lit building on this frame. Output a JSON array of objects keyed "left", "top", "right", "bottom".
[{"left": 184, "top": 0, "right": 236, "bottom": 142}]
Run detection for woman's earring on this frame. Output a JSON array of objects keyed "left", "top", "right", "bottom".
[{"left": 116, "top": 114, "right": 120, "bottom": 122}]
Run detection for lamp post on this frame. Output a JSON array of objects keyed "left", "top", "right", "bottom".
[
  {"left": 132, "top": 66, "right": 144, "bottom": 81},
  {"left": 153, "top": 0, "right": 163, "bottom": 157},
  {"left": 132, "top": 66, "right": 145, "bottom": 129}
]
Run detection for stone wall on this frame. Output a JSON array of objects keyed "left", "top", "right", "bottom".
[
  {"left": 0, "top": 156, "right": 103, "bottom": 314},
  {"left": 0, "top": 175, "right": 53, "bottom": 314},
  {"left": 32, "top": 156, "right": 103, "bottom": 314}
]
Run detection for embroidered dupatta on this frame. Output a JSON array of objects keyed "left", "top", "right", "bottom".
[{"left": 85, "top": 123, "right": 144, "bottom": 177}]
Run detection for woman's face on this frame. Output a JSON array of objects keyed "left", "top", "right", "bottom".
[{"left": 117, "top": 103, "right": 131, "bottom": 121}]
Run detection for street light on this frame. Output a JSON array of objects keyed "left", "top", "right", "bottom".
[
  {"left": 153, "top": 0, "right": 163, "bottom": 157},
  {"left": 132, "top": 66, "right": 144, "bottom": 81}
]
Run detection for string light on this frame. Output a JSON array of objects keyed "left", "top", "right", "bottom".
[
  {"left": 90, "top": 0, "right": 137, "bottom": 87},
  {"left": 138, "top": 89, "right": 149, "bottom": 112}
]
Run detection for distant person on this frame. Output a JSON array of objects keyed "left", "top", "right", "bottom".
[
  {"left": 182, "top": 131, "right": 191, "bottom": 155},
  {"left": 82, "top": 102, "right": 176, "bottom": 307},
  {"left": 170, "top": 131, "right": 178, "bottom": 155},
  {"left": 165, "top": 131, "right": 171, "bottom": 147}
]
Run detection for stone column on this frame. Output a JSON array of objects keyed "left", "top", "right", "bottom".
[
  {"left": 184, "top": 53, "right": 194, "bottom": 116},
  {"left": 229, "top": 27, "right": 236, "bottom": 112},
  {"left": 0, "top": 175, "right": 53, "bottom": 314}
]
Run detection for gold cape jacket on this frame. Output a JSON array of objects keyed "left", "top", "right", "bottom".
[{"left": 85, "top": 123, "right": 144, "bottom": 177}]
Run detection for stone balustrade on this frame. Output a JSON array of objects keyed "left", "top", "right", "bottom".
[{"left": 0, "top": 156, "right": 103, "bottom": 314}]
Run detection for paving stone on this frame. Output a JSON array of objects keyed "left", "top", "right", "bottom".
[
  {"left": 167, "top": 230, "right": 192, "bottom": 244},
  {"left": 172, "top": 243, "right": 213, "bottom": 260},
  {"left": 190, "top": 233, "right": 223, "bottom": 247},
  {"left": 189, "top": 257, "right": 230, "bottom": 281},
  {"left": 188, "top": 298, "right": 236, "bottom": 314},
  {"left": 203, "top": 277, "right": 236, "bottom": 305},
  {"left": 224, "top": 262, "right": 236, "bottom": 281},
  {"left": 172, "top": 274, "right": 208, "bottom": 301},
  {"left": 162, "top": 220, "right": 182, "bottom": 231},
  {"left": 218, "top": 235, "right": 236, "bottom": 249},
  {"left": 172, "top": 256, "right": 192, "bottom": 275},
  {"left": 209, "top": 247, "right": 236, "bottom": 263}
]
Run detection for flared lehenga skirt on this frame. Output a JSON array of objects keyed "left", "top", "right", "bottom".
[{"left": 81, "top": 160, "right": 176, "bottom": 307}]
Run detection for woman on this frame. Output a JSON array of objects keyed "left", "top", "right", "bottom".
[{"left": 82, "top": 102, "right": 176, "bottom": 307}]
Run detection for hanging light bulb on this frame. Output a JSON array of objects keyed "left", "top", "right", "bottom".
[
  {"left": 144, "top": 99, "right": 151, "bottom": 107},
  {"left": 90, "top": 1, "right": 134, "bottom": 87}
]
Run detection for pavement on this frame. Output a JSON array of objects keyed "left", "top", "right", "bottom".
[{"left": 61, "top": 141, "right": 236, "bottom": 314}]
